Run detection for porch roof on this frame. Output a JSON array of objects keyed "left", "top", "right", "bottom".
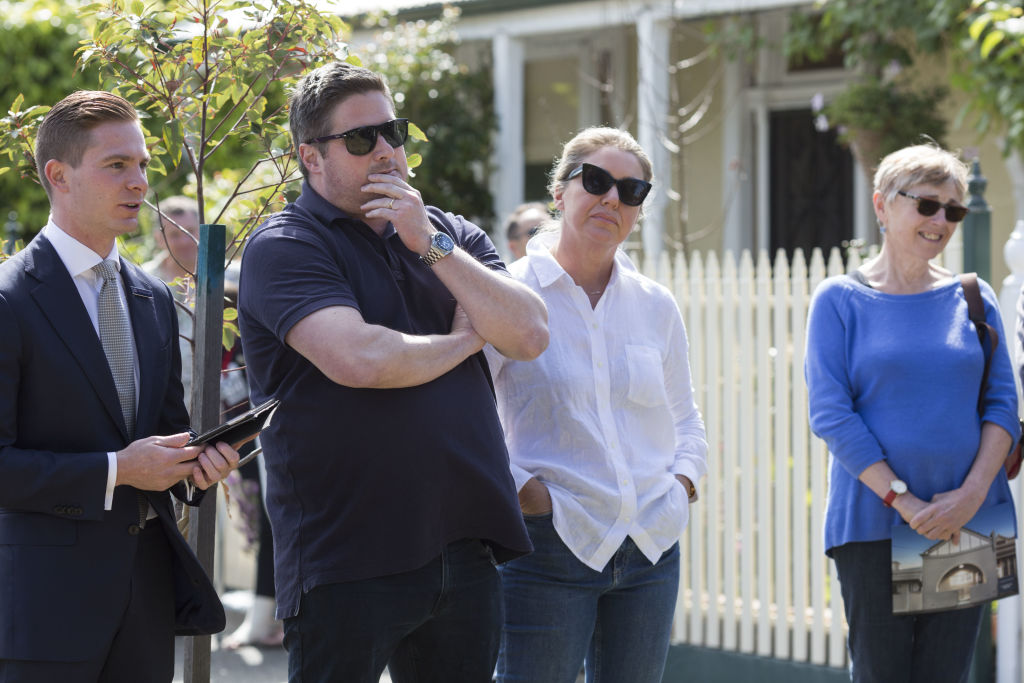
[{"left": 341, "top": 0, "right": 806, "bottom": 26}]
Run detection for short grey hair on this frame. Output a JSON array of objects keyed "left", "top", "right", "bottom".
[{"left": 874, "top": 143, "right": 969, "bottom": 204}]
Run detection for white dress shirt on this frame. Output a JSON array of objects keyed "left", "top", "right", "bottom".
[
  {"left": 485, "top": 230, "right": 708, "bottom": 571},
  {"left": 43, "top": 220, "right": 140, "bottom": 511}
]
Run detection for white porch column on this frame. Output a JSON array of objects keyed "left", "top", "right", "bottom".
[
  {"left": 1000, "top": 149, "right": 1024, "bottom": 345},
  {"left": 721, "top": 56, "right": 750, "bottom": 254},
  {"left": 754, "top": 102, "right": 770, "bottom": 253},
  {"left": 492, "top": 30, "right": 525, "bottom": 257},
  {"left": 1008, "top": 147, "right": 1024, "bottom": 224},
  {"left": 997, "top": 221, "right": 1024, "bottom": 683},
  {"left": 997, "top": 147, "right": 1024, "bottom": 683},
  {"left": 636, "top": 11, "right": 672, "bottom": 271}
]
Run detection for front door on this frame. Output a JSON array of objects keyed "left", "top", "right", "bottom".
[{"left": 769, "top": 108, "right": 854, "bottom": 259}]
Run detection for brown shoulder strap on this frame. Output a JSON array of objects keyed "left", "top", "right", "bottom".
[
  {"left": 960, "top": 273, "right": 998, "bottom": 413},
  {"left": 961, "top": 273, "right": 986, "bottom": 329}
]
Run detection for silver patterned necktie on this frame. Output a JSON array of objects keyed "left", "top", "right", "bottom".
[
  {"left": 93, "top": 260, "right": 148, "bottom": 527},
  {"left": 92, "top": 260, "right": 136, "bottom": 438}
]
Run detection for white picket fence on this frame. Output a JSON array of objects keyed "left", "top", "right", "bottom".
[{"left": 629, "top": 245, "right": 897, "bottom": 671}]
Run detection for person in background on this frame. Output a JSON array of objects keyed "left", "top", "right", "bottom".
[
  {"left": 238, "top": 61, "right": 548, "bottom": 682},
  {"left": 806, "top": 143, "right": 1019, "bottom": 682},
  {"left": 0, "top": 89, "right": 238, "bottom": 682},
  {"left": 144, "top": 195, "right": 200, "bottom": 287},
  {"left": 486, "top": 126, "right": 708, "bottom": 683},
  {"left": 503, "top": 201, "right": 548, "bottom": 261},
  {"left": 143, "top": 195, "right": 200, "bottom": 402},
  {"left": 220, "top": 263, "right": 282, "bottom": 649}
]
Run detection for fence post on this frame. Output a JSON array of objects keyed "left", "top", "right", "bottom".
[
  {"left": 963, "top": 159, "right": 991, "bottom": 283},
  {"left": 183, "top": 223, "right": 226, "bottom": 683}
]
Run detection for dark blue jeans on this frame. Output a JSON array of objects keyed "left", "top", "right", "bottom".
[
  {"left": 832, "top": 540, "right": 984, "bottom": 683},
  {"left": 283, "top": 538, "right": 501, "bottom": 683},
  {"left": 496, "top": 513, "right": 680, "bottom": 683}
]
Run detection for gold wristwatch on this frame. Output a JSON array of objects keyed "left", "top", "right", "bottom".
[{"left": 421, "top": 231, "right": 455, "bottom": 266}]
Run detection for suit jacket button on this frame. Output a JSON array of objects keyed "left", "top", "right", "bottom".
[{"left": 128, "top": 524, "right": 142, "bottom": 535}]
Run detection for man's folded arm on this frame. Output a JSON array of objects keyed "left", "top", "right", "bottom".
[{"left": 285, "top": 304, "right": 483, "bottom": 389}]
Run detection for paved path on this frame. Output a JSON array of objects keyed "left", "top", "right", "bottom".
[
  {"left": 172, "top": 604, "right": 396, "bottom": 683},
  {"left": 172, "top": 595, "right": 288, "bottom": 683},
  {"left": 171, "top": 587, "right": 399, "bottom": 682}
]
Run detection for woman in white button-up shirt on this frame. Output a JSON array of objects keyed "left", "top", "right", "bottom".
[{"left": 487, "top": 127, "right": 708, "bottom": 683}]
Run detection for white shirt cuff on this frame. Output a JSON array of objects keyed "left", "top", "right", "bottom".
[{"left": 105, "top": 451, "right": 117, "bottom": 510}]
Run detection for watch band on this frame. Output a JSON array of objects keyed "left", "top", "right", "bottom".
[
  {"left": 883, "top": 479, "right": 907, "bottom": 508},
  {"left": 421, "top": 245, "right": 447, "bottom": 267}
]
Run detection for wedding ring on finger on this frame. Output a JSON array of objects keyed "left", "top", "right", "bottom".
[{"left": 388, "top": 198, "right": 395, "bottom": 209}]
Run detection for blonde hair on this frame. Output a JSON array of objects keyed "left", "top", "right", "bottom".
[
  {"left": 547, "top": 127, "right": 653, "bottom": 206},
  {"left": 874, "top": 144, "right": 969, "bottom": 203}
]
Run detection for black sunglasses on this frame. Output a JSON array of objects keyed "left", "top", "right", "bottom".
[
  {"left": 566, "top": 163, "right": 652, "bottom": 207},
  {"left": 896, "top": 190, "right": 969, "bottom": 223},
  {"left": 305, "top": 118, "right": 409, "bottom": 156}
]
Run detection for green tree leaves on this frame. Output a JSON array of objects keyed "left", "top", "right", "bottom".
[
  {"left": 960, "top": 1, "right": 1024, "bottom": 152},
  {"left": 356, "top": 7, "right": 496, "bottom": 228}
]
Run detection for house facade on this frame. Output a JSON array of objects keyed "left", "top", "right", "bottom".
[
  {"left": 892, "top": 529, "right": 1016, "bottom": 615},
  {"left": 348, "top": 0, "right": 1024, "bottom": 283}
]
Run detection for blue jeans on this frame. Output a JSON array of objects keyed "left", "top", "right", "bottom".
[
  {"left": 283, "top": 538, "right": 501, "bottom": 683},
  {"left": 832, "top": 540, "right": 984, "bottom": 683},
  {"left": 495, "top": 513, "right": 680, "bottom": 683}
]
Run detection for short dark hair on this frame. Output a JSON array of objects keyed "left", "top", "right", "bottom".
[
  {"left": 155, "top": 195, "right": 199, "bottom": 223},
  {"left": 289, "top": 62, "right": 394, "bottom": 179},
  {"left": 504, "top": 201, "right": 549, "bottom": 241},
  {"left": 35, "top": 90, "right": 139, "bottom": 197}
]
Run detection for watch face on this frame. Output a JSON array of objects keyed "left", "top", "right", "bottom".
[
  {"left": 434, "top": 232, "right": 455, "bottom": 252},
  {"left": 892, "top": 480, "right": 908, "bottom": 495}
]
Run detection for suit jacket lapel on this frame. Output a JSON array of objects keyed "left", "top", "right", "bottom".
[
  {"left": 24, "top": 235, "right": 130, "bottom": 441},
  {"left": 121, "top": 263, "right": 161, "bottom": 440}
]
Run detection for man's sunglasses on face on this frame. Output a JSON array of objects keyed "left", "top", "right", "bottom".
[
  {"left": 566, "top": 163, "right": 652, "bottom": 207},
  {"left": 896, "top": 190, "right": 969, "bottom": 223},
  {"left": 305, "top": 118, "right": 410, "bottom": 156}
]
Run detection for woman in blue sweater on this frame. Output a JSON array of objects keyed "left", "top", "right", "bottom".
[{"left": 805, "top": 143, "right": 1020, "bottom": 682}]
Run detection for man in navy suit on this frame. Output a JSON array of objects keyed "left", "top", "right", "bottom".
[{"left": 0, "top": 90, "right": 239, "bottom": 682}]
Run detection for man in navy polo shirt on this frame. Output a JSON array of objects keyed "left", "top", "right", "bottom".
[{"left": 238, "top": 62, "right": 549, "bottom": 682}]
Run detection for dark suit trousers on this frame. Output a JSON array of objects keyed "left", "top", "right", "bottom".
[{"left": 0, "top": 522, "right": 177, "bottom": 683}]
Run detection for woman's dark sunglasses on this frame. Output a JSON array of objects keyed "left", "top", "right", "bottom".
[
  {"left": 896, "top": 190, "right": 969, "bottom": 223},
  {"left": 305, "top": 118, "right": 409, "bottom": 156},
  {"left": 567, "top": 163, "right": 652, "bottom": 207}
]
